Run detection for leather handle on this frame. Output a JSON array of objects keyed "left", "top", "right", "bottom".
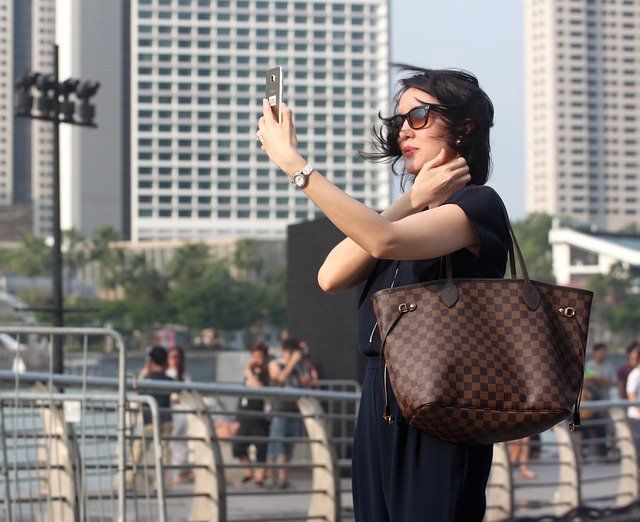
[{"left": 440, "top": 188, "right": 540, "bottom": 310}]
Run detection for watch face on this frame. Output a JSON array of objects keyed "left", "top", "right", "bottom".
[{"left": 293, "top": 173, "right": 307, "bottom": 188}]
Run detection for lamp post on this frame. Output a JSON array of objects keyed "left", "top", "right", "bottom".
[{"left": 15, "top": 44, "right": 99, "bottom": 374}]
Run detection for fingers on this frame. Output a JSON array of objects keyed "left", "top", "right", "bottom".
[
  {"left": 424, "top": 148, "right": 447, "bottom": 170},
  {"left": 282, "top": 103, "right": 293, "bottom": 132},
  {"left": 262, "top": 98, "right": 276, "bottom": 123}
]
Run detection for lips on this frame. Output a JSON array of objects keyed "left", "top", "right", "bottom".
[{"left": 402, "top": 146, "right": 418, "bottom": 156}]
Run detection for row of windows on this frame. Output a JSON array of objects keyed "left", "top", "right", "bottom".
[
  {"left": 137, "top": 83, "right": 373, "bottom": 97},
  {"left": 137, "top": 41, "right": 375, "bottom": 54},
  {"left": 140, "top": 0, "right": 374, "bottom": 13},
  {"left": 139, "top": 25, "right": 374, "bottom": 41},
  {"left": 138, "top": 208, "right": 319, "bottom": 219},
  {"left": 138, "top": 9, "right": 371, "bottom": 26},
  {"left": 136, "top": 67, "right": 375, "bottom": 80}
]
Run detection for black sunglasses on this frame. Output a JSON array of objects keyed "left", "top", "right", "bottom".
[{"left": 384, "top": 104, "right": 449, "bottom": 133}]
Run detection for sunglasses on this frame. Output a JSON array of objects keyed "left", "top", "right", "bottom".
[{"left": 384, "top": 104, "right": 449, "bottom": 133}]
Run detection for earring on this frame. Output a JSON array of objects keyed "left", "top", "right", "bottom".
[{"left": 455, "top": 137, "right": 462, "bottom": 147}]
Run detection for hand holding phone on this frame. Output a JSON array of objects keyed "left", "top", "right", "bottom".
[{"left": 265, "top": 66, "right": 283, "bottom": 123}]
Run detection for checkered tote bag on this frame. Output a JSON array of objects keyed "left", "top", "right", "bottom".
[{"left": 371, "top": 208, "right": 593, "bottom": 445}]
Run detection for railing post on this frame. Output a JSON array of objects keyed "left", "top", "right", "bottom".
[
  {"left": 554, "top": 422, "right": 580, "bottom": 516},
  {"left": 609, "top": 407, "right": 639, "bottom": 506},
  {"left": 485, "top": 442, "right": 512, "bottom": 522},
  {"left": 35, "top": 388, "right": 78, "bottom": 521},
  {"left": 298, "top": 397, "right": 340, "bottom": 522},
  {"left": 180, "top": 390, "right": 227, "bottom": 522},
  {"left": 0, "top": 401, "right": 13, "bottom": 522}
]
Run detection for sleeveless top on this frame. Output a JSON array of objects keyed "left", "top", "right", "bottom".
[{"left": 356, "top": 185, "right": 511, "bottom": 357}]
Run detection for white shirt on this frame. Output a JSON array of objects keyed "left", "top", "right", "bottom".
[{"left": 625, "top": 367, "right": 640, "bottom": 419}]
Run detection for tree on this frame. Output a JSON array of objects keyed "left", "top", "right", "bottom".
[
  {"left": 588, "top": 262, "right": 640, "bottom": 341},
  {"left": 511, "top": 213, "right": 555, "bottom": 283},
  {"left": 7, "top": 235, "right": 51, "bottom": 278}
]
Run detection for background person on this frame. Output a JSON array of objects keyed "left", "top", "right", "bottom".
[
  {"left": 126, "top": 346, "right": 173, "bottom": 490},
  {"left": 265, "top": 338, "right": 306, "bottom": 489},
  {"left": 618, "top": 341, "right": 640, "bottom": 399},
  {"left": 166, "top": 346, "right": 193, "bottom": 485},
  {"left": 232, "top": 340, "right": 272, "bottom": 487}
]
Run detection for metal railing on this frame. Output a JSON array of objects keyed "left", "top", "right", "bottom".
[{"left": 3, "top": 326, "right": 640, "bottom": 520}]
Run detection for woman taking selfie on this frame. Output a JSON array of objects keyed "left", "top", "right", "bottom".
[{"left": 257, "top": 65, "right": 509, "bottom": 521}]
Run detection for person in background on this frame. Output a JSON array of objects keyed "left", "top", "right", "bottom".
[
  {"left": 585, "top": 343, "right": 618, "bottom": 400},
  {"left": 166, "top": 346, "right": 194, "bottom": 485},
  {"left": 618, "top": 342, "right": 640, "bottom": 399},
  {"left": 625, "top": 354, "right": 640, "bottom": 454},
  {"left": 265, "top": 338, "right": 305, "bottom": 489},
  {"left": 583, "top": 343, "right": 618, "bottom": 459},
  {"left": 507, "top": 438, "right": 536, "bottom": 480},
  {"left": 298, "top": 340, "right": 319, "bottom": 388},
  {"left": 232, "top": 340, "right": 272, "bottom": 487},
  {"left": 126, "top": 346, "right": 173, "bottom": 490}
]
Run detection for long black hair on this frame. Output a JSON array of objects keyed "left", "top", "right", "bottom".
[{"left": 359, "top": 64, "right": 495, "bottom": 190}]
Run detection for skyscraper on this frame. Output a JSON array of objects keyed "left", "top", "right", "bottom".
[
  {"left": 30, "top": 0, "right": 56, "bottom": 237},
  {"left": 525, "top": 0, "right": 640, "bottom": 231},
  {"left": 0, "top": 0, "right": 14, "bottom": 206},
  {"left": 130, "top": 0, "right": 391, "bottom": 242}
]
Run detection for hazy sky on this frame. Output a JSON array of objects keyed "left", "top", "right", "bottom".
[{"left": 390, "top": 1, "right": 525, "bottom": 218}]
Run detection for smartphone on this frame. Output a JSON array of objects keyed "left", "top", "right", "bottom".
[{"left": 265, "top": 66, "right": 283, "bottom": 122}]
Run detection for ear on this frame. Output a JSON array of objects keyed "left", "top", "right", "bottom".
[{"left": 459, "top": 118, "right": 476, "bottom": 136}]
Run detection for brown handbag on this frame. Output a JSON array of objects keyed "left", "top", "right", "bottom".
[{"left": 371, "top": 203, "right": 593, "bottom": 445}]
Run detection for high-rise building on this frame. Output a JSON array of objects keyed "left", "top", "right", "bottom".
[
  {"left": 0, "top": 0, "right": 14, "bottom": 206},
  {"left": 57, "top": 0, "right": 126, "bottom": 238},
  {"left": 1, "top": 0, "right": 39, "bottom": 228},
  {"left": 525, "top": 0, "right": 640, "bottom": 231},
  {"left": 30, "top": 0, "right": 56, "bottom": 237},
  {"left": 130, "top": 0, "right": 391, "bottom": 242}
]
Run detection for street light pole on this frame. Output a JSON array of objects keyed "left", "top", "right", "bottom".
[
  {"left": 51, "top": 44, "right": 64, "bottom": 374},
  {"left": 15, "top": 43, "right": 99, "bottom": 375}
]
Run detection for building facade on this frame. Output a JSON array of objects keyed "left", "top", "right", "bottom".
[
  {"left": 130, "top": 0, "right": 391, "bottom": 241},
  {"left": 30, "top": 0, "right": 56, "bottom": 237},
  {"left": 525, "top": 0, "right": 640, "bottom": 231},
  {"left": 0, "top": 0, "right": 13, "bottom": 207}
]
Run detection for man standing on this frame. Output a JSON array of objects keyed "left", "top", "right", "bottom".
[{"left": 618, "top": 342, "right": 640, "bottom": 399}]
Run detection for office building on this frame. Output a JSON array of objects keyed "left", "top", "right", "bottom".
[
  {"left": 525, "top": 0, "right": 640, "bottom": 231},
  {"left": 130, "top": 0, "right": 391, "bottom": 241}
]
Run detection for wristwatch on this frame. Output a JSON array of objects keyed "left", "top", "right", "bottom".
[{"left": 291, "top": 162, "right": 316, "bottom": 189}]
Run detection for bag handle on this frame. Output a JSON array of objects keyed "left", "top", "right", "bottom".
[{"left": 440, "top": 189, "right": 541, "bottom": 310}]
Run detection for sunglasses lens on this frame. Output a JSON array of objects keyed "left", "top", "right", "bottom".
[{"left": 408, "top": 107, "right": 429, "bottom": 129}]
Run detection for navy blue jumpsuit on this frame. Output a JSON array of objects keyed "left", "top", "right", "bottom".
[{"left": 352, "top": 185, "right": 511, "bottom": 522}]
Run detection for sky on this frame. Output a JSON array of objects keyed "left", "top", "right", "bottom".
[{"left": 390, "top": 0, "right": 525, "bottom": 218}]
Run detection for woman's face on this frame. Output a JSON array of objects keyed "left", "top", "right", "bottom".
[
  {"left": 167, "top": 350, "right": 180, "bottom": 368},
  {"left": 395, "top": 87, "right": 457, "bottom": 175}
]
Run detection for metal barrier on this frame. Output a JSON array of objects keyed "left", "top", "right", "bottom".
[
  {"left": 4, "top": 329, "right": 640, "bottom": 521},
  {"left": 0, "top": 326, "right": 128, "bottom": 520}
]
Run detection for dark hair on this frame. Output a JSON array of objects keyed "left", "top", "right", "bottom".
[
  {"left": 592, "top": 343, "right": 608, "bottom": 353},
  {"left": 358, "top": 64, "right": 494, "bottom": 190},
  {"left": 168, "top": 346, "right": 186, "bottom": 381},
  {"left": 251, "top": 340, "right": 269, "bottom": 354},
  {"left": 147, "top": 345, "right": 168, "bottom": 366},
  {"left": 627, "top": 341, "right": 640, "bottom": 355},
  {"left": 282, "top": 338, "right": 301, "bottom": 351}
]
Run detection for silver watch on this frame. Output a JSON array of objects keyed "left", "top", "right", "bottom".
[{"left": 291, "top": 162, "right": 316, "bottom": 189}]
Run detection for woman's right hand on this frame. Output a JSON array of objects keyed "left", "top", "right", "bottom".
[{"left": 409, "top": 148, "right": 471, "bottom": 211}]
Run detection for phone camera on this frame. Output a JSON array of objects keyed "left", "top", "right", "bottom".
[{"left": 270, "top": 75, "right": 276, "bottom": 82}]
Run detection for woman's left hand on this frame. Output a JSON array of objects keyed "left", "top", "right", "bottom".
[{"left": 257, "top": 99, "right": 304, "bottom": 174}]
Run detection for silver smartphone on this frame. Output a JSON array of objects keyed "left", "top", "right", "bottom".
[{"left": 265, "top": 66, "right": 283, "bottom": 122}]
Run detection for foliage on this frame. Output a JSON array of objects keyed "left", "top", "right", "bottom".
[
  {"left": 6, "top": 235, "right": 52, "bottom": 277},
  {"left": 588, "top": 262, "right": 640, "bottom": 341},
  {"left": 511, "top": 213, "right": 555, "bottom": 283}
]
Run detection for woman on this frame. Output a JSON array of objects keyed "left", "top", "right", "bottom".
[
  {"left": 257, "top": 65, "right": 509, "bottom": 521},
  {"left": 166, "top": 346, "right": 193, "bottom": 485},
  {"left": 232, "top": 340, "right": 272, "bottom": 486}
]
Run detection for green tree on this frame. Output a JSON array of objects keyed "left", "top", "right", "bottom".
[
  {"left": 588, "top": 262, "right": 640, "bottom": 341},
  {"left": 511, "top": 213, "right": 555, "bottom": 283},
  {"left": 89, "top": 226, "right": 128, "bottom": 290},
  {"left": 7, "top": 235, "right": 52, "bottom": 277}
]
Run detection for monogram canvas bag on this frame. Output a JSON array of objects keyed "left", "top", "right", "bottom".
[{"left": 371, "top": 204, "right": 593, "bottom": 445}]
